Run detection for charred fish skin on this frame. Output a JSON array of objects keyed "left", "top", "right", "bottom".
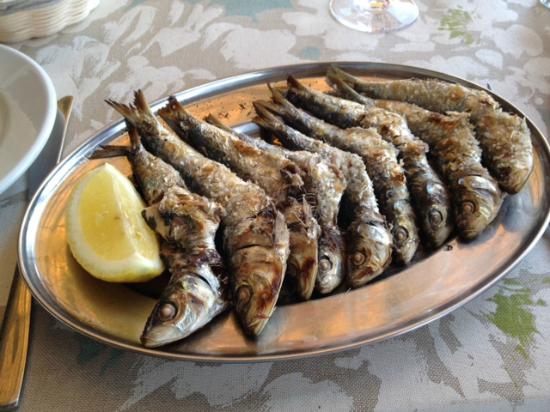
[
  {"left": 370, "top": 99, "right": 502, "bottom": 240},
  {"left": 265, "top": 87, "right": 419, "bottom": 264},
  {"left": 158, "top": 98, "right": 290, "bottom": 338},
  {"left": 143, "top": 242, "right": 227, "bottom": 348},
  {"left": 108, "top": 91, "right": 289, "bottom": 338},
  {"left": 162, "top": 105, "right": 319, "bottom": 301},
  {"left": 205, "top": 114, "right": 347, "bottom": 295},
  {"left": 289, "top": 74, "right": 453, "bottom": 248},
  {"left": 475, "top": 110, "right": 532, "bottom": 194},
  {"left": 329, "top": 66, "right": 533, "bottom": 194},
  {"left": 141, "top": 186, "right": 228, "bottom": 348},
  {"left": 254, "top": 102, "right": 392, "bottom": 287},
  {"left": 328, "top": 66, "right": 499, "bottom": 114},
  {"left": 94, "top": 121, "right": 230, "bottom": 348}
]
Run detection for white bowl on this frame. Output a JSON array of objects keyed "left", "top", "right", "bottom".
[
  {"left": 0, "top": 0, "right": 100, "bottom": 43},
  {"left": 0, "top": 44, "right": 56, "bottom": 194}
]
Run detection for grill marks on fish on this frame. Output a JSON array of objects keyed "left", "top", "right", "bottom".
[
  {"left": 107, "top": 91, "right": 289, "bottom": 338},
  {"left": 97, "top": 70, "right": 524, "bottom": 343},
  {"left": 93, "top": 120, "right": 229, "bottom": 348},
  {"left": 289, "top": 74, "right": 453, "bottom": 248},
  {"left": 364, "top": 99, "right": 502, "bottom": 239},
  {"left": 157, "top": 103, "right": 318, "bottom": 301},
  {"left": 254, "top": 101, "right": 393, "bottom": 287},
  {"left": 141, "top": 186, "right": 229, "bottom": 348},
  {"left": 328, "top": 66, "right": 533, "bottom": 194},
  {"left": 205, "top": 114, "right": 346, "bottom": 294},
  {"left": 263, "top": 85, "right": 418, "bottom": 264}
]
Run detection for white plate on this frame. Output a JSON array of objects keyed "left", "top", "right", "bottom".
[{"left": 0, "top": 44, "right": 56, "bottom": 194}]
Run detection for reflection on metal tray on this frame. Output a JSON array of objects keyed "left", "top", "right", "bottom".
[{"left": 18, "top": 62, "right": 550, "bottom": 362}]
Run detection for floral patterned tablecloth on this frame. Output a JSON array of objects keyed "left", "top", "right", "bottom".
[{"left": 1, "top": 1, "right": 550, "bottom": 410}]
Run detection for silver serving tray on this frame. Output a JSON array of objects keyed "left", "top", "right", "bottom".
[{"left": 18, "top": 62, "right": 550, "bottom": 362}]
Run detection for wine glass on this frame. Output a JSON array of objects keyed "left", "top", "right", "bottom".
[{"left": 329, "top": 0, "right": 419, "bottom": 33}]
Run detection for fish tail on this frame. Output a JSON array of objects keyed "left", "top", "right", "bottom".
[
  {"left": 326, "top": 71, "right": 375, "bottom": 107},
  {"left": 267, "top": 84, "right": 296, "bottom": 114},
  {"left": 90, "top": 145, "right": 130, "bottom": 159},
  {"left": 126, "top": 122, "right": 144, "bottom": 153},
  {"left": 327, "top": 66, "right": 360, "bottom": 87},
  {"left": 158, "top": 96, "right": 197, "bottom": 131},
  {"left": 133, "top": 89, "right": 153, "bottom": 115},
  {"left": 253, "top": 101, "right": 290, "bottom": 136},
  {"left": 204, "top": 114, "right": 232, "bottom": 133},
  {"left": 105, "top": 98, "right": 141, "bottom": 126},
  {"left": 286, "top": 75, "right": 308, "bottom": 91},
  {"left": 106, "top": 90, "right": 158, "bottom": 132},
  {"left": 157, "top": 96, "right": 182, "bottom": 121},
  {"left": 254, "top": 100, "right": 282, "bottom": 121}
]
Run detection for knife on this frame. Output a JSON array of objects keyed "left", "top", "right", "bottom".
[{"left": 0, "top": 96, "right": 73, "bottom": 411}]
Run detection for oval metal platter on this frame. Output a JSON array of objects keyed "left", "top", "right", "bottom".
[{"left": 19, "top": 62, "right": 550, "bottom": 362}]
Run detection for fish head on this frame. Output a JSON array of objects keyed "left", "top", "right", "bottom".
[
  {"left": 392, "top": 220, "right": 419, "bottom": 264},
  {"left": 422, "top": 203, "right": 453, "bottom": 248},
  {"left": 232, "top": 253, "right": 284, "bottom": 337},
  {"left": 228, "top": 209, "right": 289, "bottom": 337},
  {"left": 316, "top": 226, "right": 345, "bottom": 294},
  {"left": 140, "top": 272, "right": 222, "bottom": 348},
  {"left": 420, "top": 182, "right": 453, "bottom": 248},
  {"left": 347, "top": 218, "right": 392, "bottom": 288},
  {"left": 456, "top": 175, "right": 502, "bottom": 240},
  {"left": 283, "top": 199, "right": 320, "bottom": 300}
]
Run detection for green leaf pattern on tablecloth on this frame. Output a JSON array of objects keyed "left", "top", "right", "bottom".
[{"left": 8, "top": 1, "right": 550, "bottom": 410}]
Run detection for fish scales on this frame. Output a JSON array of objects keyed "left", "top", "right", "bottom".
[
  {"left": 93, "top": 123, "right": 229, "bottom": 348},
  {"left": 205, "top": 114, "right": 346, "bottom": 294},
  {"left": 376, "top": 102, "right": 503, "bottom": 239},
  {"left": 329, "top": 66, "right": 533, "bottom": 194},
  {"left": 288, "top": 75, "right": 452, "bottom": 248},
  {"left": 106, "top": 91, "right": 289, "bottom": 338},
  {"left": 265, "top": 85, "right": 419, "bottom": 264},
  {"left": 160, "top": 104, "right": 319, "bottom": 301},
  {"left": 254, "top": 101, "right": 393, "bottom": 287}
]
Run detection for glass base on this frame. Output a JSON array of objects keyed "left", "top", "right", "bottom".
[{"left": 329, "top": 0, "right": 419, "bottom": 33}]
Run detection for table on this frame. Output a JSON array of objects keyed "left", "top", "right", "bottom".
[{"left": 1, "top": 1, "right": 550, "bottom": 410}]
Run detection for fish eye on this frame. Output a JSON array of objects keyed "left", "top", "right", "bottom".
[
  {"left": 429, "top": 209, "right": 443, "bottom": 226},
  {"left": 351, "top": 251, "right": 366, "bottom": 266},
  {"left": 237, "top": 285, "right": 253, "bottom": 305},
  {"left": 319, "top": 256, "right": 333, "bottom": 272},
  {"left": 394, "top": 226, "right": 409, "bottom": 243},
  {"left": 462, "top": 201, "right": 476, "bottom": 214},
  {"left": 157, "top": 302, "right": 177, "bottom": 321}
]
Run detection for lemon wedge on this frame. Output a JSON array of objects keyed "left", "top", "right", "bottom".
[{"left": 66, "top": 163, "right": 164, "bottom": 282}]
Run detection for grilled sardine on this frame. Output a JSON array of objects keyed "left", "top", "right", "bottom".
[
  {"left": 265, "top": 85, "right": 419, "bottom": 264},
  {"left": 160, "top": 103, "right": 319, "bottom": 300},
  {"left": 329, "top": 66, "right": 533, "bottom": 194},
  {"left": 254, "top": 102, "right": 393, "bottom": 287},
  {"left": 93, "top": 126, "right": 229, "bottom": 347},
  {"left": 106, "top": 91, "right": 289, "bottom": 338},
  {"left": 205, "top": 114, "right": 346, "bottom": 294},
  {"left": 288, "top": 75, "right": 452, "bottom": 248}
]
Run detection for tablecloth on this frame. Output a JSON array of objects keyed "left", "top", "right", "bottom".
[{"left": 1, "top": 0, "right": 550, "bottom": 410}]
